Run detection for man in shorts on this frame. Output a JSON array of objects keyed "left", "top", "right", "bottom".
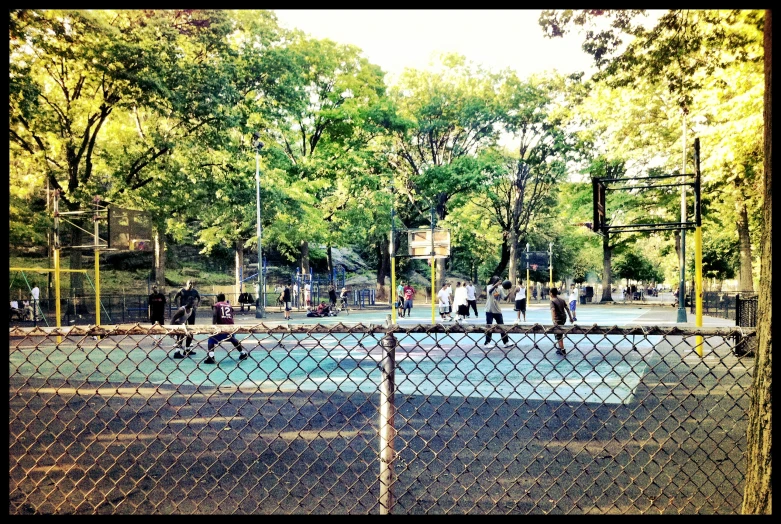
[
  {"left": 513, "top": 279, "right": 527, "bottom": 325},
  {"left": 402, "top": 282, "right": 416, "bottom": 318},
  {"left": 282, "top": 283, "right": 292, "bottom": 321},
  {"left": 550, "top": 287, "right": 574, "bottom": 356},
  {"left": 204, "top": 293, "right": 247, "bottom": 365},
  {"left": 568, "top": 283, "right": 579, "bottom": 322}
]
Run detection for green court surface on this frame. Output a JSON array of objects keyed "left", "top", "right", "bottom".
[{"left": 10, "top": 302, "right": 733, "bottom": 406}]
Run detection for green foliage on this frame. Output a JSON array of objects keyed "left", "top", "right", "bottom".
[{"left": 613, "top": 249, "right": 664, "bottom": 284}]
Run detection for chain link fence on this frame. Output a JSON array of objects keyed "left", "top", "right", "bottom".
[{"left": 9, "top": 322, "right": 755, "bottom": 514}]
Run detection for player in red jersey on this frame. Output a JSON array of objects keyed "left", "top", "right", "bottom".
[{"left": 204, "top": 293, "right": 247, "bottom": 364}]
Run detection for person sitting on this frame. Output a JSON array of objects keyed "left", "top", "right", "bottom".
[{"left": 306, "top": 301, "right": 330, "bottom": 317}]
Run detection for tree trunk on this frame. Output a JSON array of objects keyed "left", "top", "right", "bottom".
[
  {"left": 299, "top": 240, "right": 310, "bottom": 277},
  {"left": 508, "top": 230, "right": 519, "bottom": 283},
  {"left": 234, "top": 238, "right": 244, "bottom": 300},
  {"left": 154, "top": 225, "right": 166, "bottom": 291},
  {"left": 376, "top": 237, "right": 390, "bottom": 302},
  {"left": 327, "top": 244, "right": 334, "bottom": 283},
  {"left": 736, "top": 201, "right": 754, "bottom": 292},
  {"left": 494, "top": 240, "right": 510, "bottom": 280},
  {"left": 742, "top": 9, "right": 771, "bottom": 514},
  {"left": 599, "top": 232, "right": 614, "bottom": 302}
]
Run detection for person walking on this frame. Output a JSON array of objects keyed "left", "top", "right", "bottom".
[
  {"left": 174, "top": 280, "right": 201, "bottom": 325},
  {"left": 282, "top": 283, "right": 292, "bottom": 321},
  {"left": 513, "top": 279, "right": 527, "bottom": 324},
  {"left": 482, "top": 276, "right": 514, "bottom": 349},
  {"left": 453, "top": 281, "right": 469, "bottom": 323},
  {"left": 568, "top": 283, "right": 579, "bottom": 322},
  {"left": 445, "top": 282, "right": 454, "bottom": 320},
  {"left": 204, "top": 293, "right": 247, "bottom": 365},
  {"left": 396, "top": 281, "right": 405, "bottom": 318},
  {"left": 339, "top": 286, "right": 349, "bottom": 312},
  {"left": 148, "top": 284, "right": 167, "bottom": 341},
  {"left": 437, "top": 283, "right": 451, "bottom": 322},
  {"left": 170, "top": 298, "right": 196, "bottom": 359},
  {"left": 402, "top": 281, "right": 416, "bottom": 318},
  {"left": 550, "top": 287, "right": 574, "bottom": 356},
  {"left": 328, "top": 284, "right": 337, "bottom": 309},
  {"left": 465, "top": 280, "right": 478, "bottom": 318}
]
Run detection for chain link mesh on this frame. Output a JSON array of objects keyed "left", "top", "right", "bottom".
[{"left": 9, "top": 322, "right": 755, "bottom": 514}]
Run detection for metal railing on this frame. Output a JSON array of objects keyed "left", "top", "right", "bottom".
[{"left": 9, "top": 322, "right": 755, "bottom": 514}]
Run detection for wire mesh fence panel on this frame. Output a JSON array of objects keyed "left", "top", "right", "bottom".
[{"left": 8, "top": 323, "right": 754, "bottom": 514}]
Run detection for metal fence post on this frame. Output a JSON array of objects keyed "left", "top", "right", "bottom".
[{"left": 379, "top": 331, "right": 397, "bottom": 515}]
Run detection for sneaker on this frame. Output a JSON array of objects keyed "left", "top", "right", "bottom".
[
  {"left": 573, "top": 317, "right": 578, "bottom": 322},
  {"left": 500, "top": 341, "right": 515, "bottom": 349},
  {"left": 513, "top": 319, "right": 520, "bottom": 325},
  {"left": 447, "top": 316, "right": 454, "bottom": 321},
  {"left": 184, "top": 349, "right": 196, "bottom": 356},
  {"left": 238, "top": 352, "right": 248, "bottom": 361},
  {"left": 204, "top": 356, "right": 216, "bottom": 365},
  {"left": 173, "top": 351, "right": 185, "bottom": 359},
  {"left": 555, "top": 349, "right": 566, "bottom": 356}
]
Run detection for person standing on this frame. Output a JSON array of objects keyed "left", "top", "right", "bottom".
[
  {"left": 568, "top": 283, "right": 579, "bottom": 322},
  {"left": 453, "top": 281, "right": 469, "bottom": 323},
  {"left": 513, "top": 279, "right": 527, "bottom": 325},
  {"left": 304, "top": 281, "right": 312, "bottom": 310},
  {"left": 31, "top": 283, "right": 41, "bottom": 321},
  {"left": 282, "top": 283, "right": 292, "bottom": 321},
  {"left": 170, "top": 298, "right": 196, "bottom": 359},
  {"left": 328, "top": 284, "right": 337, "bottom": 309},
  {"left": 445, "top": 282, "right": 454, "bottom": 320},
  {"left": 148, "top": 284, "right": 167, "bottom": 340},
  {"left": 339, "top": 286, "right": 349, "bottom": 311},
  {"left": 396, "top": 281, "right": 405, "bottom": 318},
  {"left": 402, "top": 281, "right": 416, "bottom": 318},
  {"left": 550, "top": 287, "right": 574, "bottom": 356},
  {"left": 437, "top": 283, "right": 451, "bottom": 322},
  {"left": 174, "top": 280, "right": 201, "bottom": 325},
  {"left": 292, "top": 281, "right": 300, "bottom": 309},
  {"left": 483, "top": 276, "right": 514, "bottom": 349},
  {"left": 465, "top": 281, "right": 478, "bottom": 318},
  {"left": 204, "top": 293, "right": 247, "bottom": 365}
]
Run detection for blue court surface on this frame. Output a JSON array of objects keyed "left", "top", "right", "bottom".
[{"left": 11, "top": 302, "right": 729, "bottom": 406}]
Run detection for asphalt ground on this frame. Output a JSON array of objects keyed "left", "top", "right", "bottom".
[{"left": 9, "top": 300, "right": 748, "bottom": 514}]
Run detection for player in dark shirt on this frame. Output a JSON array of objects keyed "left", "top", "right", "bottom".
[
  {"left": 148, "top": 285, "right": 166, "bottom": 325},
  {"left": 174, "top": 280, "right": 201, "bottom": 324},
  {"left": 170, "top": 298, "right": 196, "bottom": 359},
  {"left": 204, "top": 293, "right": 247, "bottom": 364},
  {"left": 549, "top": 287, "right": 574, "bottom": 356}
]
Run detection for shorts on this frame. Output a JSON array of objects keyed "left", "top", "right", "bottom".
[
  {"left": 554, "top": 318, "right": 566, "bottom": 340},
  {"left": 457, "top": 304, "right": 469, "bottom": 316},
  {"left": 439, "top": 305, "right": 449, "bottom": 314},
  {"left": 404, "top": 299, "right": 413, "bottom": 310},
  {"left": 514, "top": 299, "right": 526, "bottom": 313},
  {"left": 284, "top": 301, "right": 292, "bottom": 311},
  {"left": 569, "top": 300, "right": 577, "bottom": 311}
]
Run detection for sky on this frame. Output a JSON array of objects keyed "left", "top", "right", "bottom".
[{"left": 273, "top": 9, "right": 599, "bottom": 83}]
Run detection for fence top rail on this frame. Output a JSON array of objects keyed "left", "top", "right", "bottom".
[{"left": 9, "top": 323, "right": 756, "bottom": 338}]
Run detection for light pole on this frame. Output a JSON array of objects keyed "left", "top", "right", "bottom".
[{"left": 252, "top": 133, "right": 265, "bottom": 319}]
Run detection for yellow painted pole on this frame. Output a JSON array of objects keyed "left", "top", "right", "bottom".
[
  {"left": 95, "top": 249, "right": 101, "bottom": 327},
  {"left": 54, "top": 248, "right": 61, "bottom": 343},
  {"left": 431, "top": 257, "right": 436, "bottom": 325},
  {"left": 391, "top": 257, "right": 396, "bottom": 324},
  {"left": 695, "top": 226, "right": 703, "bottom": 356}
]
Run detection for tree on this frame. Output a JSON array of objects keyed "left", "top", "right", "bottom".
[
  {"left": 742, "top": 8, "right": 770, "bottom": 515},
  {"left": 540, "top": 9, "right": 771, "bottom": 512},
  {"left": 9, "top": 9, "right": 239, "bottom": 292},
  {"left": 387, "top": 54, "right": 508, "bottom": 291}
]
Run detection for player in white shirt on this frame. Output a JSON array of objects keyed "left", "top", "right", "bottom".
[
  {"left": 568, "top": 283, "right": 579, "bottom": 322},
  {"left": 513, "top": 280, "right": 527, "bottom": 324},
  {"left": 437, "top": 284, "right": 452, "bottom": 322}
]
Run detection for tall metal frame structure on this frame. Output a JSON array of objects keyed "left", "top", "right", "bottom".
[{"left": 593, "top": 138, "right": 704, "bottom": 352}]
